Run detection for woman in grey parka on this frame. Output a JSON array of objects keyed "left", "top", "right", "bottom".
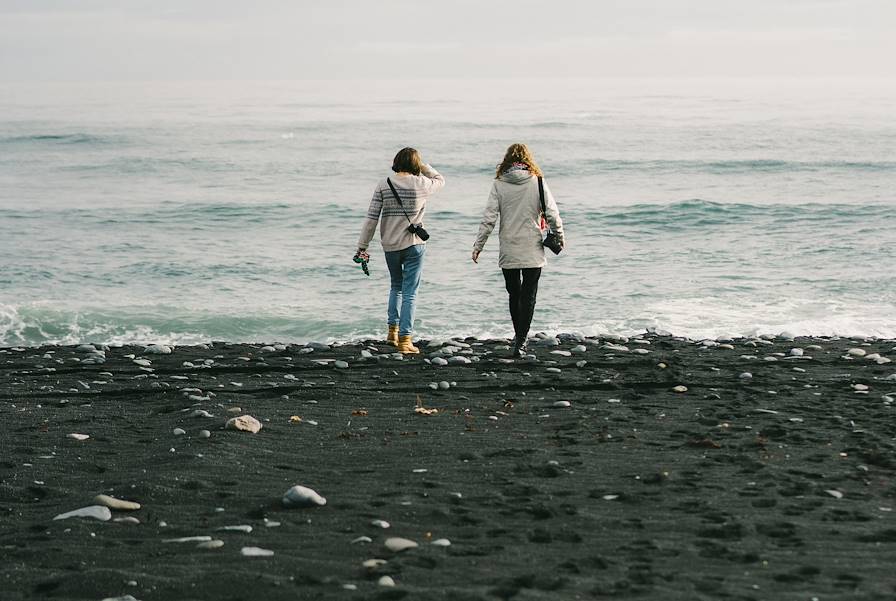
[{"left": 472, "top": 143, "right": 564, "bottom": 357}]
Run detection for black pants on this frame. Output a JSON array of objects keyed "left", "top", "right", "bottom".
[{"left": 502, "top": 268, "right": 541, "bottom": 341}]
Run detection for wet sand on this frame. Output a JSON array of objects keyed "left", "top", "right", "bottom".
[{"left": 1, "top": 334, "right": 895, "bottom": 600}]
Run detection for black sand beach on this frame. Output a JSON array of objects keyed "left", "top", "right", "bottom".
[{"left": 2, "top": 334, "right": 895, "bottom": 600}]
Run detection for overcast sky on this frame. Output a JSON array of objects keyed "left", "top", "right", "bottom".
[{"left": 0, "top": 0, "right": 893, "bottom": 81}]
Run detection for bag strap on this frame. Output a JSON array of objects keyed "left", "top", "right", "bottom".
[
  {"left": 386, "top": 178, "right": 414, "bottom": 225},
  {"left": 537, "top": 176, "right": 552, "bottom": 232}
]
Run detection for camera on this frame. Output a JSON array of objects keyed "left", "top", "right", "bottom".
[{"left": 407, "top": 223, "right": 430, "bottom": 241}]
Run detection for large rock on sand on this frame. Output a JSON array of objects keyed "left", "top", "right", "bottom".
[
  {"left": 282, "top": 485, "right": 327, "bottom": 508},
  {"left": 225, "top": 415, "right": 262, "bottom": 433}
]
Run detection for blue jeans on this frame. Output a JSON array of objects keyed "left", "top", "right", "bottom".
[{"left": 384, "top": 244, "right": 426, "bottom": 337}]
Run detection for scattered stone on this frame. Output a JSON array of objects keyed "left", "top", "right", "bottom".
[
  {"left": 162, "top": 536, "right": 212, "bottom": 543},
  {"left": 53, "top": 505, "right": 111, "bottom": 521},
  {"left": 173, "top": 428, "right": 186, "bottom": 436},
  {"left": 352, "top": 536, "right": 373, "bottom": 544},
  {"left": 825, "top": 490, "right": 844, "bottom": 499},
  {"left": 384, "top": 537, "right": 418, "bottom": 552},
  {"left": 570, "top": 345, "right": 587, "bottom": 354},
  {"left": 94, "top": 494, "right": 141, "bottom": 511},
  {"left": 133, "top": 359, "right": 152, "bottom": 367},
  {"left": 334, "top": 360, "right": 349, "bottom": 369},
  {"left": 240, "top": 546, "right": 274, "bottom": 557},
  {"left": 198, "top": 430, "right": 211, "bottom": 438},
  {"left": 575, "top": 360, "right": 587, "bottom": 368},
  {"left": 852, "top": 384, "right": 869, "bottom": 391},
  {"left": 363, "top": 558, "right": 387, "bottom": 569},
  {"left": 438, "top": 381, "right": 450, "bottom": 390},
  {"left": 789, "top": 348, "right": 804, "bottom": 357},
  {"left": 225, "top": 415, "right": 262, "bottom": 433},
  {"left": 739, "top": 372, "right": 753, "bottom": 380},
  {"left": 848, "top": 348, "right": 866, "bottom": 357},
  {"left": 67, "top": 433, "right": 90, "bottom": 441},
  {"left": 431, "top": 357, "right": 448, "bottom": 366},
  {"left": 672, "top": 385, "right": 688, "bottom": 393},
  {"left": 553, "top": 400, "right": 571, "bottom": 408},
  {"left": 370, "top": 519, "right": 390, "bottom": 528},
  {"left": 197, "top": 540, "right": 224, "bottom": 549},
  {"left": 378, "top": 576, "right": 396, "bottom": 587},
  {"left": 144, "top": 344, "right": 172, "bottom": 355},
  {"left": 604, "top": 344, "right": 629, "bottom": 353},
  {"left": 100, "top": 596, "right": 141, "bottom": 601},
  {"left": 431, "top": 538, "right": 451, "bottom": 547},
  {"left": 216, "top": 525, "right": 252, "bottom": 533},
  {"left": 113, "top": 517, "right": 141, "bottom": 525},
  {"left": 282, "top": 485, "right": 327, "bottom": 508}
]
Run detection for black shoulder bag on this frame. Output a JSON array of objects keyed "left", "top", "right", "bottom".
[
  {"left": 386, "top": 178, "right": 430, "bottom": 241},
  {"left": 538, "top": 176, "right": 562, "bottom": 254}
]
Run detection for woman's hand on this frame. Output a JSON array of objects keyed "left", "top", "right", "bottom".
[{"left": 471, "top": 249, "right": 480, "bottom": 263}]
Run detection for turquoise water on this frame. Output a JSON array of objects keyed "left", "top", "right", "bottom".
[{"left": 1, "top": 79, "right": 895, "bottom": 345}]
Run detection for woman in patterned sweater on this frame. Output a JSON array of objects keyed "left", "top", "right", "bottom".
[{"left": 356, "top": 147, "right": 445, "bottom": 354}]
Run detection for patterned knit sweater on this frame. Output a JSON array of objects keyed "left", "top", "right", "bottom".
[{"left": 357, "top": 165, "right": 445, "bottom": 252}]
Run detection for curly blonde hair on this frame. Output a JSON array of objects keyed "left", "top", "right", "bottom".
[{"left": 495, "top": 143, "right": 543, "bottom": 178}]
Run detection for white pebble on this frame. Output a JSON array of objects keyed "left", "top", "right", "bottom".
[
  {"left": 384, "top": 537, "right": 418, "bottom": 552},
  {"left": 53, "top": 505, "right": 111, "bottom": 521},
  {"left": 240, "top": 546, "right": 274, "bottom": 557},
  {"left": 370, "top": 519, "right": 390, "bottom": 528},
  {"left": 362, "top": 559, "right": 387, "bottom": 569},
  {"left": 216, "top": 525, "right": 252, "bottom": 533},
  {"left": 378, "top": 576, "right": 396, "bottom": 587},
  {"left": 282, "top": 485, "right": 327, "bottom": 508}
]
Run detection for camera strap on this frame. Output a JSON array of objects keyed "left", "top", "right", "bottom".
[{"left": 386, "top": 178, "right": 414, "bottom": 226}]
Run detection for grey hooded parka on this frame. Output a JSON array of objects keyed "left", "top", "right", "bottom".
[{"left": 473, "top": 169, "right": 564, "bottom": 269}]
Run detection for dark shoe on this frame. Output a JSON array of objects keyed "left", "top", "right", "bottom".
[{"left": 510, "top": 336, "right": 528, "bottom": 358}]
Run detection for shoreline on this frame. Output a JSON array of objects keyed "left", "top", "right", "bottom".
[
  {"left": 2, "top": 329, "right": 896, "bottom": 352},
  {"left": 2, "top": 334, "right": 895, "bottom": 599}
]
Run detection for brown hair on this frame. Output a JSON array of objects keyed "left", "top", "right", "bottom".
[
  {"left": 392, "top": 147, "right": 424, "bottom": 175},
  {"left": 495, "top": 143, "right": 543, "bottom": 178}
]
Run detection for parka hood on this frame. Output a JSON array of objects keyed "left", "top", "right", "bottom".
[{"left": 498, "top": 170, "right": 534, "bottom": 185}]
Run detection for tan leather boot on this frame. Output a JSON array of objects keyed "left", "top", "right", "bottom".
[
  {"left": 387, "top": 325, "right": 399, "bottom": 346},
  {"left": 397, "top": 335, "right": 419, "bottom": 354}
]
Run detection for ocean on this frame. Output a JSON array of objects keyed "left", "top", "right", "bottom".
[{"left": 1, "top": 78, "right": 894, "bottom": 346}]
